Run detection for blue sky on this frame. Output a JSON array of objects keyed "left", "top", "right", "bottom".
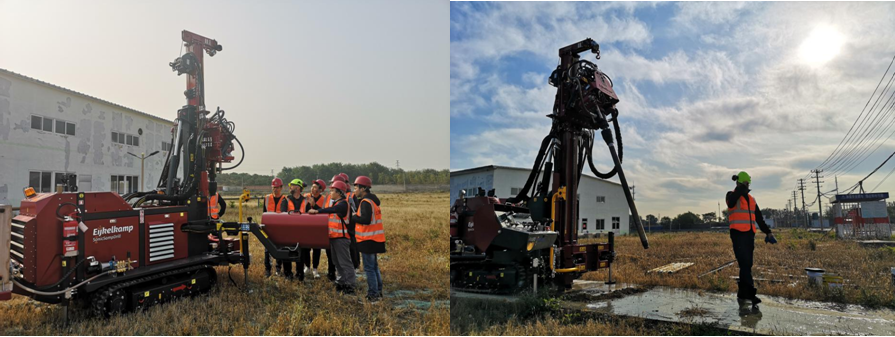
[{"left": 451, "top": 2, "right": 895, "bottom": 216}]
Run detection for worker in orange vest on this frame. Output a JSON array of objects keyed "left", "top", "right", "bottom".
[
  {"left": 301, "top": 179, "right": 330, "bottom": 280},
  {"left": 351, "top": 176, "right": 385, "bottom": 302},
  {"left": 278, "top": 178, "right": 309, "bottom": 281},
  {"left": 208, "top": 192, "right": 226, "bottom": 220},
  {"left": 309, "top": 180, "right": 355, "bottom": 294},
  {"left": 726, "top": 171, "right": 776, "bottom": 306},
  {"left": 328, "top": 173, "right": 361, "bottom": 277},
  {"left": 264, "top": 177, "right": 287, "bottom": 278}
]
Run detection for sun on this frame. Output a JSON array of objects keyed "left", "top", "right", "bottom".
[{"left": 799, "top": 25, "right": 845, "bottom": 66}]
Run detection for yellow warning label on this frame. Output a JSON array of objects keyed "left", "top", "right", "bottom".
[
  {"left": 500, "top": 273, "right": 504, "bottom": 278},
  {"left": 144, "top": 291, "right": 150, "bottom": 297},
  {"left": 180, "top": 212, "right": 184, "bottom": 217},
  {"left": 62, "top": 261, "right": 67, "bottom": 267},
  {"left": 579, "top": 247, "right": 586, "bottom": 252},
  {"left": 191, "top": 279, "right": 196, "bottom": 285}
]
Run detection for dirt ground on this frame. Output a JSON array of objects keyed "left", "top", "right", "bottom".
[
  {"left": 451, "top": 229, "right": 895, "bottom": 335},
  {"left": 0, "top": 192, "right": 449, "bottom": 335}
]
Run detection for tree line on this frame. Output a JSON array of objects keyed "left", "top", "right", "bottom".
[{"left": 216, "top": 162, "right": 448, "bottom": 187}]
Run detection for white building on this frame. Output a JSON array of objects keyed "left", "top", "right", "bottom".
[
  {"left": 0, "top": 68, "right": 176, "bottom": 206},
  {"left": 450, "top": 165, "right": 630, "bottom": 235}
]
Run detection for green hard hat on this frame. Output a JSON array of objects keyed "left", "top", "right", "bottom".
[
  {"left": 736, "top": 171, "right": 751, "bottom": 184},
  {"left": 289, "top": 178, "right": 305, "bottom": 187}
]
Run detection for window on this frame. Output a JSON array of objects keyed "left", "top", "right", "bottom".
[
  {"left": 596, "top": 219, "right": 605, "bottom": 230},
  {"left": 42, "top": 117, "right": 53, "bottom": 132},
  {"left": 161, "top": 141, "right": 172, "bottom": 151},
  {"left": 54, "top": 173, "right": 77, "bottom": 192},
  {"left": 112, "top": 175, "right": 139, "bottom": 194},
  {"left": 510, "top": 187, "right": 521, "bottom": 196},
  {"left": 112, "top": 132, "right": 138, "bottom": 145},
  {"left": 612, "top": 217, "right": 620, "bottom": 230},
  {"left": 29, "top": 171, "right": 52, "bottom": 192},
  {"left": 582, "top": 218, "right": 588, "bottom": 231},
  {"left": 31, "top": 116, "right": 42, "bottom": 129},
  {"left": 55, "top": 120, "right": 65, "bottom": 134},
  {"left": 66, "top": 122, "right": 76, "bottom": 136},
  {"left": 596, "top": 196, "right": 606, "bottom": 203}
]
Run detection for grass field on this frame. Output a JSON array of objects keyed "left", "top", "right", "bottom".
[
  {"left": 583, "top": 229, "right": 895, "bottom": 308},
  {"left": 0, "top": 192, "right": 449, "bottom": 335},
  {"left": 452, "top": 229, "right": 895, "bottom": 335}
]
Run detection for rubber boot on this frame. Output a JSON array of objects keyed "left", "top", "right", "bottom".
[{"left": 750, "top": 287, "right": 762, "bottom": 305}]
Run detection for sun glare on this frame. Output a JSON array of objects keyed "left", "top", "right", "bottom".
[{"left": 799, "top": 25, "right": 844, "bottom": 67}]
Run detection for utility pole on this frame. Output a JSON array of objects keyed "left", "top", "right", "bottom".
[
  {"left": 798, "top": 178, "right": 807, "bottom": 228},
  {"left": 835, "top": 176, "right": 842, "bottom": 218},
  {"left": 397, "top": 160, "right": 406, "bottom": 192},
  {"left": 812, "top": 169, "right": 824, "bottom": 229},
  {"left": 630, "top": 185, "right": 635, "bottom": 201},
  {"left": 128, "top": 151, "right": 160, "bottom": 191},
  {"left": 791, "top": 190, "right": 798, "bottom": 227}
]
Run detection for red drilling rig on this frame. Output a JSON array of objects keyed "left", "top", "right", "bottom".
[
  {"left": 0, "top": 31, "right": 330, "bottom": 317},
  {"left": 450, "top": 39, "right": 650, "bottom": 293}
]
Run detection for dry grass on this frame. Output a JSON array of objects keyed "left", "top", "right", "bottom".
[
  {"left": 0, "top": 192, "right": 449, "bottom": 335},
  {"left": 452, "top": 229, "right": 895, "bottom": 335},
  {"left": 581, "top": 229, "right": 895, "bottom": 309}
]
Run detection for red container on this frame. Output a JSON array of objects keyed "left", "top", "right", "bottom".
[{"left": 260, "top": 213, "right": 331, "bottom": 249}]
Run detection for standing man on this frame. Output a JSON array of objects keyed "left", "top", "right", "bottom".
[
  {"left": 726, "top": 171, "right": 777, "bottom": 306},
  {"left": 302, "top": 179, "right": 329, "bottom": 279},
  {"left": 351, "top": 176, "right": 385, "bottom": 302},
  {"left": 264, "top": 178, "right": 287, "bottom": 277},
  {"left": 208, "top": 191, "right": 227, "bottom": 220},
  {"left": 309, "top": 180, "right": 356, "bottom": 294},
  {"left": 339, "top": 173, "right": 362, "bottom": 277},
  {"left": 279, "top": 178, "right": 309, "bottom": 281}
]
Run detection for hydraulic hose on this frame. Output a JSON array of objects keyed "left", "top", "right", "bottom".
[
  {"left": 509, "top": 133, "right": 555, "bottom": 203},
  {"left": 13, "top": 270, "right": 113, "bottom": 297},
  {"left": 599, "top": 126, "right": 649, "bottom": 249}
]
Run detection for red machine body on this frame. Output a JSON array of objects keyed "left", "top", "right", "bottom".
[
  {"left": 11, "top": 192, "right": 192, "bottom": 290},
  {"left": 259, "top": 213, "right": 331, "bottom": 249}
]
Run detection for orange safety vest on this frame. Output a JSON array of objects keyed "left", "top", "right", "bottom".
[
  {"left": 265, "top": 194, "right": 286, "bottom": 213},
  {"left": 728, "top": 191, "right": 757, "bottom": 233},
  {"left": 286, "top": 195, "right": 311, "bottom": 213},
  {"left": 355, "top": 198, "right": 385, "bottom": 243},
  {"left": 327, "top": 199, "right": 351, "bottom": 239},
  {"left": 304, "top": 193, "right": 325, "bottom": 209},
  {"left": 208, "top": 193, "right": 221, "bottom": 220}
]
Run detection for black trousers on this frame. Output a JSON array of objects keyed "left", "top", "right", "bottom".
[
  {"left": 730, "top": 229, "right": 755, "bottom": 298},
  {"left": 302, "top": 248, "right": 336, "bottom": 280},
  {"left": 264, "top": 250, "right": 304, "bottom": 280},
  {"left": 349, "top": 232, "right": 360, "bottom": 269}
]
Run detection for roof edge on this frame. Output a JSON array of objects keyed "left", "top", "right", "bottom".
[{"left": 0, "top": 68, "right": 175, "bottom": 125}]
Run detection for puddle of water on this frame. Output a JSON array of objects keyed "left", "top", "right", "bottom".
[{"left": 578, "top": 286, "right": 895, "bottom": 335}]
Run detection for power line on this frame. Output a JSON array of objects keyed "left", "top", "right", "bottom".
[
  {"left": 815, "top": 53, "right": 895, "bottom": 171},
  {"left": 825, "top": 69, "right": 895, "bottom": 174},
  {"left": 826, "top": 87, "right": 895, "bottom": 176}
]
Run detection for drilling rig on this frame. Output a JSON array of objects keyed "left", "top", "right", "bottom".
[
  {"left": 0, "top": 30, "right": 331, "bottom": 316},
  {"left": 450, "top": 39, "right": 649, "bottom": 293}
]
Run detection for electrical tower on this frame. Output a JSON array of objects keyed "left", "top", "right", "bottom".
[
  {"left": 798, "top": 178, "right": 807, "bottom": 228},
  {"left": 397, "top": 160, "right": 406, "bottom": 192},
  {"left": 792, "top": 190, "right": 798, "bottom": 228},
  {"left": 812, "top": 169, "right": 824, "bottom": 229}
]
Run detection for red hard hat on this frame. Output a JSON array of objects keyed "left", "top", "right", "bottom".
[
  {"left": 271, "top": 178, "right": 283, "bottom": 188},
  {"left": 313, "top": 179, "right": 327, "bottom": 190},
  {"left": 354, "top": 175, "right": 372, "bottom": 188},
  {"left": 339, "top": 173, "right": 349, "bottom": 182},
  {"left": 331, "top": 180, "right": 349, "bottom": 193},
  {"left": 330, "top": 174, "right": 346, "bottom": 183}
]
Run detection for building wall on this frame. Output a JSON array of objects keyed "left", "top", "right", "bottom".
[
  {"left": 449, "top": 169, "right": 493, "bottom": 204},
  {"left": 0, "top": 70, "right": 175, "bottom": 206},
  {"left": 450, "top": 166, "right": 630, "bottom": 235}
]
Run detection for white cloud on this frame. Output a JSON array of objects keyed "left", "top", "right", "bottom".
[{"left": 452, "top": 2, "right": 895, "bottom": 216}]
